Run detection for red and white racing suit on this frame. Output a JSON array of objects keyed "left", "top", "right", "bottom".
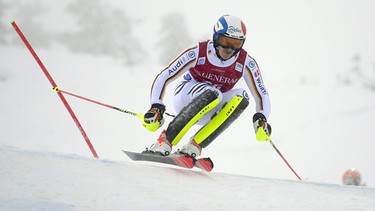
[{"left": 150, "top": 40, "right": 270, "bottom": 125}]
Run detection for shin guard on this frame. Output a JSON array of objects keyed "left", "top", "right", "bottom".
[
  {"left": 194, "top": 95, "right": 249, "bottom": 148},
  {"left": 166, "top": 89, "right": 220, "bottom": 146}
]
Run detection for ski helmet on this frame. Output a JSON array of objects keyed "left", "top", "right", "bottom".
[{"left": 213, "top": 15, "right": 247, "bottom": 49}]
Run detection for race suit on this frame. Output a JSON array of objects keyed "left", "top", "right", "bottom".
[{"left": 150, "top": 40, "right": 270, "bottom": 125}]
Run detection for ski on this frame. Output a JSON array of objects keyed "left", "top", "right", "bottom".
[
  {"left": 123, "top": 150, "right": 195, "bottom": 169},
  {"left": 194, "top": 157, "right": 214, "bottom": 172},
  {"left": 123, "top": 150, "right": 214, "bottom": 172}
]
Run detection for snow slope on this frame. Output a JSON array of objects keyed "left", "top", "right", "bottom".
[
  {"left": 1, "top": 146, "right": 374, "bottom": 211},
  {"left": 1, "top": 0, "right": 375, "bottom": 190}
]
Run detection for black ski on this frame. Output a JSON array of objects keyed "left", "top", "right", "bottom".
[
  {"left": 123, "top": 150, "right": 214, "bottom": 172},
  {"left": 123, "top": 150, "right": 195, "bottom": 169},
  {"left": 194, "top": 157, "right": 214, "bottom": 172}
]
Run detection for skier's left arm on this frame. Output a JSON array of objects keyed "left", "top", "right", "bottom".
[{"left": 243, "top": 55, "right": 272, "bottom": 137}]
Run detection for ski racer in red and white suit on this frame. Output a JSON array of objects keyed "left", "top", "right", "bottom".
[{"left": 142, "top": 14, "right": 272, "bottom": 158}]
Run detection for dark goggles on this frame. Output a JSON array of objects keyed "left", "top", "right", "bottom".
[{"left": 218, "top": 35, "right": 244, "bottom": 50}]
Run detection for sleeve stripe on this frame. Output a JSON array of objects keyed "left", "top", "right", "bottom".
[{"left": 245, "top": 66, "right": 263, "bottom": 111}]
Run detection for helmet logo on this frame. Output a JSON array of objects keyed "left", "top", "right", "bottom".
[{"left": 228, "top": 26, "right": 242, "bottom": 34}]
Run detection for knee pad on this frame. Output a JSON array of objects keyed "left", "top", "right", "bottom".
[
  {"left": 194, "top": 94, "right": 249, "bottom": 148},
  {"left": 166, "top": 89, "right": 220, "bottom": 146}
]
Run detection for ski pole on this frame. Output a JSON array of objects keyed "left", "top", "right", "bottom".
[
  {"left": 269, "top": 139, "right": 302, "bottom": 181},
  {"left": 256, "top": 128, "right": 302, "bottom": 181},
  {"left": 58, "top": 89, "right": 143, "bottom": 119},
  {"left": 59, "top": 89, "right": 176, "bottom": 118},
  {"left": 11, "top": 20, "right": 99, "bottom": 158}
]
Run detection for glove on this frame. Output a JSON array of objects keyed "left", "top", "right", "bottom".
[
  {"left": 143, "top": 103, "right": 166, "bottom": 132},
  {"left": 252, "top": 112, "right": 272, "bottom": 141}
]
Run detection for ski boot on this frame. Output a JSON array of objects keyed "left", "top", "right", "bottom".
[
  {"left": 146, "top": 130, "right": 172, "bottom": 156},
  {"left": 176, "top": 138, "right": 202, "bottom": 158}
]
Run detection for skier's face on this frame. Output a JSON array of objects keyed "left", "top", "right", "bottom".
[{"left": 217, "top": 46, "right": 236, "bottom": 60}]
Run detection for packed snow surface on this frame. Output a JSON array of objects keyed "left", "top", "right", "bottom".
[{"left": 1, "top": 146, "right": 375, "bottom": 210}]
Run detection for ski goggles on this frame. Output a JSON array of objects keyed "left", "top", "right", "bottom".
[{"left": 218, "top": 35, "right": 244, "bottom": 51}]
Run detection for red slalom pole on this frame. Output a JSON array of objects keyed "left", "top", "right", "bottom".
[{"left": 11, "top": 20, "right": 99, "bottom": 158}]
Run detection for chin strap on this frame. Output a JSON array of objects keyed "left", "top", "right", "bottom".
[{"left": 214, "top": 47, "right": 225, "bottom": 61}]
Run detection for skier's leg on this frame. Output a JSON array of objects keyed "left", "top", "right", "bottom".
[
  {"left": 181, "top": 89, "right": 249, "bottom": 154},
  {"left": 148, "top": 81, "right": 222, "bottom": 156},
  {"left": 167, "top": 88, "right": 220, "bottom": 146}
]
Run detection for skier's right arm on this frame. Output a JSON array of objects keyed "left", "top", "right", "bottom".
[{"left": 143, "top": 45, "right": 198, "bottom": 132}]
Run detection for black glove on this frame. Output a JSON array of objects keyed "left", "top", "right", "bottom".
[
  {"left": 252, "top": 112, "right": 272, "bottom": 136},
  {"left": 143, "top": 103, "right": 166, "bottom": 132}
]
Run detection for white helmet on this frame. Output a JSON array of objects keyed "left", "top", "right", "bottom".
[{"left": 213, "top": 15, "right": 246, "bottom": 42}]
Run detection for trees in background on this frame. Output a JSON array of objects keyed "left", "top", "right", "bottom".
[{"left": 156, "top": 12, "right": 193, "bottom": 65}]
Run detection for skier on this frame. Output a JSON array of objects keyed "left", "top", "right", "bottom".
[{"left": 142, "top": 14, "right": 271, "bottom": 158}]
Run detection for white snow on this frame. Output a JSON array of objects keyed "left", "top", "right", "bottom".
[
  {"left": 1, "top": 146, "right": 374, "bottom": 210},
  {"left": 1, "top": 0, "right": 375, "bottom": 209}
]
